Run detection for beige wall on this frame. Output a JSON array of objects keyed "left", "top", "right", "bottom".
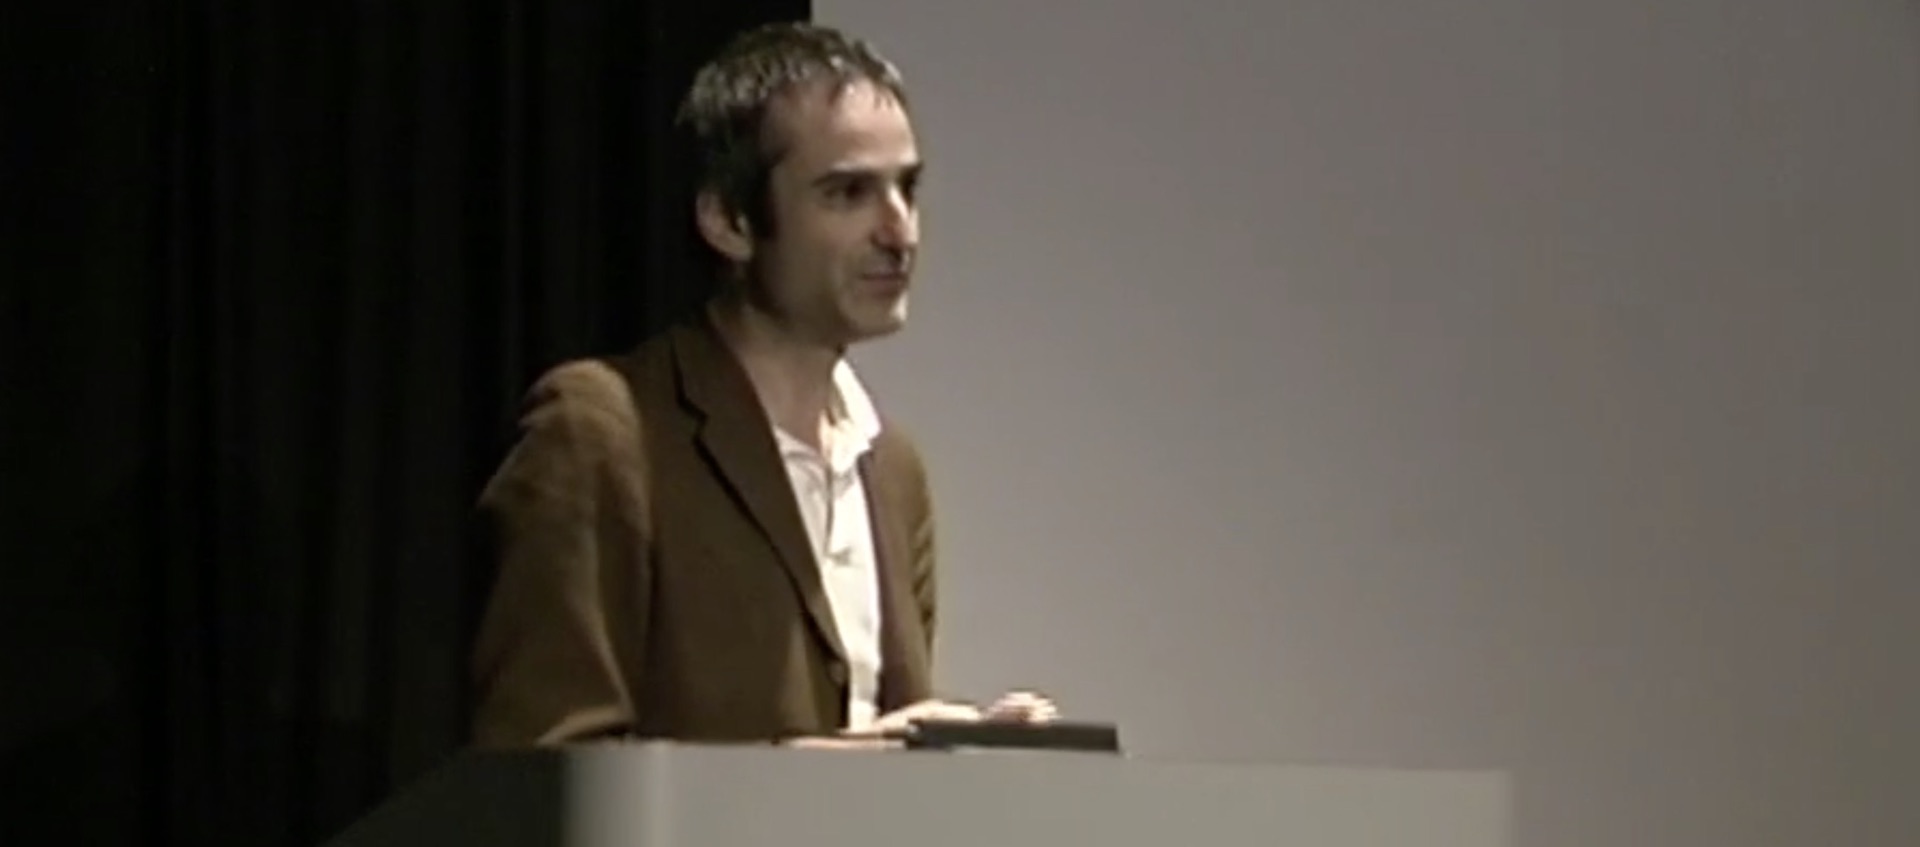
[{"left": 820, "top": 1, "right": 1920, "bottom": 845}]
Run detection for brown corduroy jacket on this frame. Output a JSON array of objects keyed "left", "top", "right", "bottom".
[{"left": 468, "top": 315, "right": 938, "bottom": 746}]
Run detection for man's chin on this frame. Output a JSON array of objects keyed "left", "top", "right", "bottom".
[{"left": 846, "top": 307, "right": 909, "bottom": 343}]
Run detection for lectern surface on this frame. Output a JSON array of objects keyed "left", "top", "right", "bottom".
[{"left": 328, "top": 742, "right": 1511, "bottom": 847}]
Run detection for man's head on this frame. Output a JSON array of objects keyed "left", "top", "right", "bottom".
[{"left": 676, "top": 23, "right": 922, "bottom": 349}]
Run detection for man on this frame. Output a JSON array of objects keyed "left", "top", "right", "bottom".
[{"left": 468, "top": 22, "right": 1055, "bottom": 748}]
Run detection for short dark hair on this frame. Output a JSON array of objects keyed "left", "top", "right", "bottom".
[{"left": 674, "top": 22, "right": 909, "bottom": 235}]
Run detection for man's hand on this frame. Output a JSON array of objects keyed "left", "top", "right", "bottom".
[
  {"left": 780, "top": 693, "right": 1060, "bottom": 750},
  {"left": 852, "top": 698, "right": 984, "bottom": 736},
  {"left": 781, "top": 736, "right": 903, "bottom": 751},
  {"left": 982, "top": 689, "right": 1060, "bottom": 723},
  {"left": 778, "top": 700, "right": 980, "bottom": 750}
]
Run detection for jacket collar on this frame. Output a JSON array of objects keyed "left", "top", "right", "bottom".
[{"left": 667, "top": 313, "right": 852, "bottom": 664}]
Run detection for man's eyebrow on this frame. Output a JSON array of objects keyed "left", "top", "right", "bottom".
[{"left": 810, "top": 162, "right": 924, "bottom": 187}]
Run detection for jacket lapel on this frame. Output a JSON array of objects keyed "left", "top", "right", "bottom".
[
  {"left": 861, "top": 447, "right": 929, "bottom": 711},
  {"left": 670, "top": 320, "right": 847, "bottom": 665}
]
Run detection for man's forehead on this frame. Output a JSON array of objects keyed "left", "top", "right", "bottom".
[
  {"left": 764, "top": 78, "right": 917, "bottom": 172},
  {"left": 770, "top": 76, "right": 902, "bottom": 120}
]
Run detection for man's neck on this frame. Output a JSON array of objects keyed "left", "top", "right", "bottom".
[{"left": 707, "top": 297, "right": 843, "bottom": 450}]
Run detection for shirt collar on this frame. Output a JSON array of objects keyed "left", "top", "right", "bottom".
[
  {"left": 773, "top": 359, "right": 883, "bottom": 471},
  {"left": 828, "top": 358, "right": 883, "bottom": 447}
]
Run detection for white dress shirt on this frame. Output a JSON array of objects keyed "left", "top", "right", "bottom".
[{"left": 770, "top": 360, "right": 885, "bottom": 730}]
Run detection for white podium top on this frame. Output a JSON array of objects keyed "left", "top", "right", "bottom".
[{"left": 561, "top": 742, "right": 1511, "bottom": 847}]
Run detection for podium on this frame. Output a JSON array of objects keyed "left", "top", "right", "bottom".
[{"left": 325, "top": 742, "right": 1511, "bottom": 847}]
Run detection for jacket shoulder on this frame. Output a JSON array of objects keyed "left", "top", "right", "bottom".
[
  {"left": 486, "top": 354, "right": 660, "bottom": 503},
  {"left": 872, "top": 418, "right": 932, "bottom": 499},
  {"left": 515, "top": 359, "right": 641, "bottom": 452},
  {"left": 518, "top": 330, "right": 680, "bottom": 435}
]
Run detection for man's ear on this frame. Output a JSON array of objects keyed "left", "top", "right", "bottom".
[{"left": 694, "top": 190, "right": 755, "bottom": 263}]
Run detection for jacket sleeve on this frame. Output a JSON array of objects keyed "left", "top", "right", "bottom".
[
  {"left": 468, "top": 361, "right": 652, "bottom": 747},
  {"left": 901, "top": 437, "right": 939, "bottom": 655}
]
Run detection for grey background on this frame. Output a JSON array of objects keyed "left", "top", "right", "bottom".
[{"left": 818, "top": 1, "right": 1918, "bottom": 845}]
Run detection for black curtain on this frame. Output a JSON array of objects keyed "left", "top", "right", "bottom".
[{"left": 2, "top": 1, "right": 805, "bottom": 844}]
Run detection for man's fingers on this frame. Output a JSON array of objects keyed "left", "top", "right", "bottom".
[
  {"left": 785, "top": 736, "right": 903, "bottom": 751},
  {"left": 984, "top": 690, "right": 1060, "bottom": 722},
  {"left": 863, "top": 699, "right": 983, "bottom": 733},
  {"left": 914, "top": 700, "right": 984, "bottom": 722},
  {"left": 992, "top": 690, "right": 1053, "bottom": 709},
  {"left": 863, "top": 695, "right": 1059, "bottom": 736}
]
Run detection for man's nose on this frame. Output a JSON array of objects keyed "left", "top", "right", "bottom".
[{"left": 874, "top": 189, "right": 918, "bottom": 249}]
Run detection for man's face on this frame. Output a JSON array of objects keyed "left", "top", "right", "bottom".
[{"left": 746, "top": 79, "right": 921, "bottom": 348}]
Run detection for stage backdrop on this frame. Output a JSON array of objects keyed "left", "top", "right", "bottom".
[
  {"left": 2, "top": 3, "right": 801, "bottom": 846},
  {"left": 817, "top": 2, "right": 1920, "bottom": 846}
]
